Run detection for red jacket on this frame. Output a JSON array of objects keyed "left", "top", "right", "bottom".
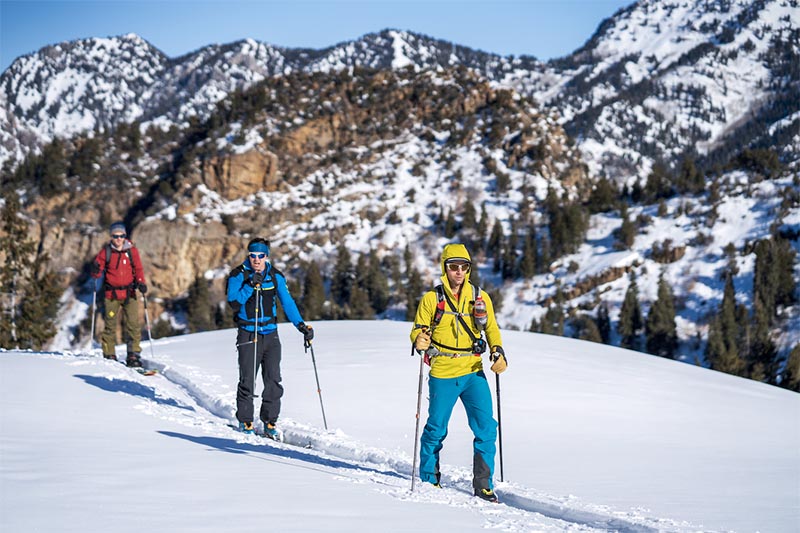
[{"left": 92, "top": 240, "right": 146, "bottom": 300}]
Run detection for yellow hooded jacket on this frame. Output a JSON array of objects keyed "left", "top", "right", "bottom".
[{"left": 410, "top": 243, "right": 503, "bottom": 379}]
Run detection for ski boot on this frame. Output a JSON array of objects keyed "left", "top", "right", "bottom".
[
  {"left": 126, "top": 352, "right": 143, "bottom": 368},
  {"left": 475, "top": 488, "right": 499, "bottom": 503},
  {"left": 263, "top": 422, "right": 283, "bottom": 442}
]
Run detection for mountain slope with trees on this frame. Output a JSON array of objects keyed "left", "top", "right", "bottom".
[{"left": 0, "top": 1, "right": 797, "bottom": 389}]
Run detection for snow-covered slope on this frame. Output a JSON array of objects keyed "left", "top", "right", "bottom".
[{"left": 2, "top": 322, "right": 798, "bottom": 532}]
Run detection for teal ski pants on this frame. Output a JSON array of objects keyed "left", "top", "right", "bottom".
[{"left": 419, "top": 370, "right": 497, "bottom": 491}]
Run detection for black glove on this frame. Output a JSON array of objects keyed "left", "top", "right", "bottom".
[
  {"left": 137, "top": 282, "right": 147, "bottom": 294},
  {"left": 252, "top": 271, "right": 264, "bottom": 286},
  {"left": 90, "top": 262, "right": 101, "bottom": 276},
  {"left": 298, "top": 322, "right": 314, "bottom": 342}
]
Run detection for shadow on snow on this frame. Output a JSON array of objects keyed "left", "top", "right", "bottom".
[
  {"left": 74, "top": 374, "right": 194, "bottom": 411},
  {"left": 158, "top": 430, "right": 406, "bottom": 482}
]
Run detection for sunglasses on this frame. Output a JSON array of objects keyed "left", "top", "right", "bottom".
[
  {"left": 111, "top": 233, "right": 126, "bottom": 239},
  {"left": 249, "top": 253, "right": 267, "bottom": 259},
  {"left": 446, "top": 263, "right": 471, "bottom": 272}
]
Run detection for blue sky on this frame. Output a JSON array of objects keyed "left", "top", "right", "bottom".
[{"left": 1, "top": 0, "right": 633, "bottom": 72}]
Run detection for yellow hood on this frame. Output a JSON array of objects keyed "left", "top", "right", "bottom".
[{"left": 439, "top": 243, "right": 472, "bottom": 290}]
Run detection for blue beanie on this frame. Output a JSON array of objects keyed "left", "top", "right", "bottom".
[
  {"left": 248, "top": 241, "right": 270, "bottom": 255},
  {"left": 109, "top": 221, "right": 126, "bottom": 235}
]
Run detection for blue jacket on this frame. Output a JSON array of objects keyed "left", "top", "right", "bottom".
[{"left": 226, "top": 261, "right": 304, "bottom": 334}]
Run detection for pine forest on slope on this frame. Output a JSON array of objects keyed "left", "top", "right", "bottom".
[{"left": 0, "top": 0, "right": 798, "bottom": 390}]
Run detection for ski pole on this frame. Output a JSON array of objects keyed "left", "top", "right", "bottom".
[
  {"left": 90, "top": 278, "right": 98, "bottom": 349},
  {"left": 304, "top": 338, "right": 328, "bottom": 430},
  {"left": 252, "top": 286, "right": 260, "bottom": 399},
  {"left": 495, "top": 373, "right": 504, "bottom": 482},
  {"left": 410, "top": 347, "right": 425, "bottom": 492},
  {"left": 142, "top": 293, "right": 156, "bottom": 359}
]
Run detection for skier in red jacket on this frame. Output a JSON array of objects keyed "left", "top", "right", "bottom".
[{"left": 90, "top": 221, "right": 147, "bottom": 367}]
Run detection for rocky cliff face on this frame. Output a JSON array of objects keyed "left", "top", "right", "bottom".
[{"left": 5, "top": 67, "right": 585, "bottom": 322}]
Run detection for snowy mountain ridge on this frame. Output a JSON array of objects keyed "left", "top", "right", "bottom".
[
  {"left": 1, "top": 0, "right": 798, "bottom": 384},
  {"left": 508, "top": 0, "right": 800, "bottom": 179},
  {"left": 2, "top": 0, "right": 797, "bottom": 176}
]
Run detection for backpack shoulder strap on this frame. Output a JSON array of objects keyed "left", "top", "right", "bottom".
[
  {"left": 431, "top": 285, "right": 447, "bottom": 328},
  {"left": 471, "top": 283, "right": 481, "bottom": 300},
  {"left": 227, "top": 264, "right": 246, "bottom": 282},
  {"left": 269, "top": 266, "right": 284, "bottom": 283},
  {"left": 103, "top": 245, "right": 135, "bottom": 271}
]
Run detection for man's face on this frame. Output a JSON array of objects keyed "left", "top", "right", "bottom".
[
  {"left": 248, "top": 252, "right": 267, "bottom": 272},
  {"left": 110, "top": 231, "right": 126, "bottom": 249},
  {"left": 445, "top": 260, "right": 470, "bottom": 286}
]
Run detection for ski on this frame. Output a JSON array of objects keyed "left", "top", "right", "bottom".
[{"left": 103, "top": 356, "right": 158, "bottom": 376}]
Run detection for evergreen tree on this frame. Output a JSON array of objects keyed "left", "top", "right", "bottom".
[
  {"left": 723, "top": 242, "right": 739, "bottom": 276},
  {"left": 546, "top": 191, "right": 588, "bottom": 259},
  {"left": 538, "top": 285, "right": 565, "bottom": 335},
  {"left": 643, "top": 162, "right": 673, "bottom": 202},
  {"left": 753, "top": 238, "right": 778, "bottom": 320},
  {"left": 780, "top": 344, "right": 800, "bottom": 392},
  {"left": 539, "top": 234, "right": 551, "bottom": 274},
  {"left": 462, "top": 202, "right": 477, "bottom": 231},
  {"left": 476, "top": 203, "right": 489, "bottom": 246},
  {"left": 706, "top": 272, "right": 746, "bottom": 376},
  {"left": 301, "top": 261, "right": 325, "bottom": 320},
  {"left": 501, "top": 229, "right": 518, "bottom": 280},
  {"left": 630, "top": 180, "right": 644, "bottom": 203},
  {"left": 37, "top": 138, "right": 68, "bottom": 197},
  {"left": 330, "top": 245, "right": 353, "bottom": 307},
  {"left": 617, "top": 272, "right": 643, "bottom": 350},
  {"left": 348, "top": 285, "right": 374, "bottom": 319},
  {"left": 540, "top": 303, "right": 564, "bottom": 336},
  {"left": 405, "top": 267, "right": 424, "bottom": 321},
  {"left": 487, "top": 219, "right": 504, "bottom": 271},
  {"left": 587, "top": 177, "right": 618, "bottom": 213},
  {"left": 0, "top": 192, "right": 35, "bottom": 285},
  {"left": 615, "top": 204, "right": 636, "bottom": 250},
  {"left": 187, "top": 276, "right": 214, "bottom": 333},
  {"left": 752, "top": 236, "right": 796, "bottom": 344},
  {"left": 596, "top": 303, "right": 611, "bottom": 343},
  {"left": 16, "top": 271, "right": 62, "bottom": 350},
  {"left": 0, "top": 193, "right": 47, "bottom": 348},
  {"left": 365, "top": 250, "right": 389, "bottom": 314},
  {"left": 572, "top": 313, "right": 602, "bottom": 342},
  {"left": 444, "top": 209, "right": 457, "bottom": 238},
  {"left": 645, "top": 273, "right": 678, "bottom": 358},
  {"left": 69, "top": 136, "right": 103, "bottom": 183},
  {"left": 676, "top": 155, "right": 704, "bottom": 194},
  {"left": 519, "top": 227, "right": 538, "bottom": 278},
  {"left": 748, "top": 298, "right": 779, "bottom": 384}
]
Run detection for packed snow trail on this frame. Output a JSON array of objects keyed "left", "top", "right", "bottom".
[{"left": 60, "top": 349, "right": 704, "bottom": 533}]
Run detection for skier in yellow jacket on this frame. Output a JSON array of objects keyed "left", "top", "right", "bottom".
[{"left": 410, "top": 243, "right": 508, "bottom": 502}]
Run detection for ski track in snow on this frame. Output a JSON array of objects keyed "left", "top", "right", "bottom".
[{"left": 64, "top": 349, "right": 706, "bottom": 533}]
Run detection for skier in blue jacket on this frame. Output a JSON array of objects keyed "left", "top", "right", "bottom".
[{"left": 227, "top": 237, "right": 313, "bottom": 439}]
